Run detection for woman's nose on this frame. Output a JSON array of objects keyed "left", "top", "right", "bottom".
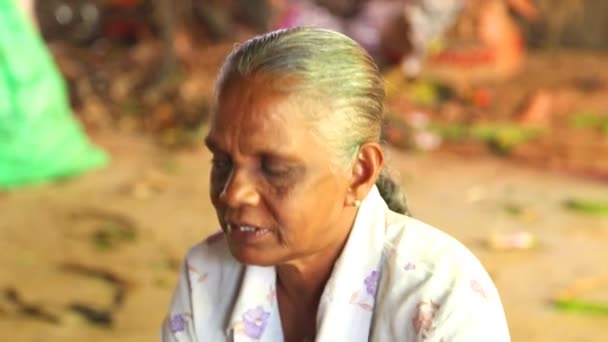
[{"left": 218, "top": 169, "right": 260, "bottom": 208}]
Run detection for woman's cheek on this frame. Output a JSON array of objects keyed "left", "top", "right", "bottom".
[
  {"left": 265, "top": 171, "right": 305, "bottom": 199},
  {"left": 209, "top": 171, "right": 227, "bottom": 201}
]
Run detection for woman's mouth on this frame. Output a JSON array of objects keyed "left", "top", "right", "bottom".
[{"left": 226, "top": 223, "right": 271, "bottom": 244}]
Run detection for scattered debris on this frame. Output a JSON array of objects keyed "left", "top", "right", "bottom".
[
  {"left": 553, "top": 276, "right": 608, "bottom": 316},
  {"left": 563, "top": 198, "right": 608, "bottom": 216},
  {"left": 413, "top": 131, "right": 442, "bottom": 151},
  {"left": 465, "top": 186, "right": 487, "bottom": 203},
  {"left": 571, "top": 76, "right": 606, "bottom": 93},
  {"left": 60, "top": 262, "right": 133, "bottom": 292},
  {"left": 428, "top": 122, "right": 544, "bottom": 155},
  {"left": 59, "top": 262, "right": 133, "bottom": 327},
  {"left": 91, "top": 224, "right": 136, "bottom": 251},
  {"left": 68, "top": 303, "right": 114, "bottom": 327},
  {"left": 553, "top": 298, "right": 608, "bottom": 316},
  {"left": 70, "top": 208, "right": 138, "bottom": 251},
  {"left": 126, "top": 168, "right": 172, "bottom": 200},
  {"left": 3, "top": 280, "right": 123, "bottom": 328},
  {"left": 3, "top": 288, "right": 61, "bottom": 324},
  {"left": 567, "top": 112, "right": 608, "bottom": 136},
  {"left": 485, "top": 231, "right": 536, "bottom": 251},
  {"left": 470, "top": 124, "right": 545, "bottom": 154},
  {"left": 504, "top": 202, "right": 537, "bottom": 222},
  {"left": 516, "top": 90, "right": 554, "bottom": 126}
]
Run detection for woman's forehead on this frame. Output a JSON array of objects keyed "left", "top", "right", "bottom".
[
  {"left": 208, "top": 73, "right": 330, "bottom": 153},
  {"left": 213, "top": 87, "right": 295, "bottom": 133},
  {"left": 207, "top": 116, "right": 291, "bottom": 149},
  {"left": 213, "top": 76, "right": 323, "bottom": 130},
  {"left": 208, "top": 93, "right": 317, "bottom": 155}
]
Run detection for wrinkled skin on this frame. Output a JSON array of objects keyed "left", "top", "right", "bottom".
[
  {"left": 205, "top": 73, "right": 357, "bottom": 267},
  {"left": 205, "top": 72, "right": 383, "bottom": 341}
]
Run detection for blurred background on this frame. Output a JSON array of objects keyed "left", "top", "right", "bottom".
[{"left": 1, "top": 0, "right": 607, "bottom": 341}]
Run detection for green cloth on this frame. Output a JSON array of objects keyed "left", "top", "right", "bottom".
[{"left": 0, "top": 1, "right": 108, "bottom": 189}]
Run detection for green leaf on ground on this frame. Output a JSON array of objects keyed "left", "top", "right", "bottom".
[
  {"left": 429, "top": 123, "right": 468, "bottom": 142},
  {"left": 568, "top": 112, "right": 605, "bottom": 129},
  {"left": 471, "top": 124, "right": 544, "bottom": 154},
  {"left": 431, "top": 122, "right": 544, "bottom": 154},
  {"left": 564, "top": 198, "right": 608, "bottom": 215},
  {"left": 568, "top": 112, "right": 608, "bottom": 137},
  {"left": 554, "top": 298, "right": 608, "bottom": 316}
]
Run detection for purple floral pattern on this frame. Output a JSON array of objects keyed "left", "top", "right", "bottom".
[
  {"left": 242, "top": 306, "right": 271, "bottom": 339},
  {"left": 349, "top": 269, "right": 380, "bottom": 311},
  {"left": 170, "top": 313, "right": 187, "bottom": 333},
  {"left": 404, "top": 262, "right": 416, "bottom": 271},
  {"left": 364, "top": 270, "right": 379, "bottom": 296},
  {"left": 470, "top": 279, "right": 488, "bottom": 299}
]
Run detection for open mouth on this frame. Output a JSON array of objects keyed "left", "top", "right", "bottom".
[{"left": 226, "top": 223, "right": 271, "bottom": 242}]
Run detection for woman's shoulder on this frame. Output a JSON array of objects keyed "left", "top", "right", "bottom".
[
  {"left": 163, "top": 231, "right": 243, "bottom": 339},
  {"left": 374, "top": 211, "right": 509, "bottom": 340},
  {"left": 383, "top": 210, "right": 488, "bottom": 278},
  {"left": 380, "top": 211, "right": 502, "bottom": 305},
  {"left": 183, "top": 230, "right": 239, "bottom": 271}
]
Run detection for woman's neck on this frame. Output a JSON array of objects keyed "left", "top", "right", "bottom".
[
  {"left": 275, "top": 209, "right": 358, "bottom": 341},
  {"left": 276, "top": 249, "right": 338, "bottom": 306},
  {"left": 275, "top": 244, "right": 345, "bottom": 342},
  {"left": 276, "top": 208, "right": 358, "bottom": 305}
]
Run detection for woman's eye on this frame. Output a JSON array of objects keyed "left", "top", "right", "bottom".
[
  {"left": 261, "top": 159, "right": 291, "bottom": 178},
  {"left": 211, "top": 156, "right": 232, "bottom": 173}
]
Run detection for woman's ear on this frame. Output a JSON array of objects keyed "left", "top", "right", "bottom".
[{"left": 346, "top": 143, "right": 384, "bottom": 206}]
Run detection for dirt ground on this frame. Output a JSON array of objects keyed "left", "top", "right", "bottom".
[{"left": 1, "top": 130, "right": 607, "bottom": 342}]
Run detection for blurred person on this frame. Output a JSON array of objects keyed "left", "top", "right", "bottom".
[
  {"left": 271, "top": 0, "right": 464, "bottom": 74},
  {"left": 272, "top": 0, "right": 538, "bottom": 80},
  {"left": 161, "top": 28, "right": 510, "bottom": 341},
  {"left": 400, "top": 0, "right": 465, "bottom": 76},
  {"left": 423, "top": 0, "right": 539, "bottom": 84},
  {"left": 272, "top": 0, "right": 407, "bottom": 66}
]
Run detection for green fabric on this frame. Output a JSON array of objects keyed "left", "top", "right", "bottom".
[{"left": 0, "top": 1, "right": 108, "bottom": 189}]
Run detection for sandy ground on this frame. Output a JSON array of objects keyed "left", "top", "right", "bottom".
[{"left": 1, "top": 131, "right": 607, "bottom": 341}]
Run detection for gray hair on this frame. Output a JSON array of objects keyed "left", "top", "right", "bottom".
[{"left": 215, "top": 27, "right": 409, "bottom": 215}]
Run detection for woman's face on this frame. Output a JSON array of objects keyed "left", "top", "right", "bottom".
[{"left": 205, "top": 75, "right": 356, "bottom": 266}]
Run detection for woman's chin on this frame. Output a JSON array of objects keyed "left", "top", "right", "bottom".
[{"left": 228, "top": 245, "right": 279, "bottom": 266}]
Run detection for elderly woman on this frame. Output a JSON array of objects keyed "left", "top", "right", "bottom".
[{"left": 162, "top": 28, "right": 509, "bottom": 341}]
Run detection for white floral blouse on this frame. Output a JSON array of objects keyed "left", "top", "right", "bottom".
[{"left": 161, "top": 186, "right": 510, "bottom": 341}]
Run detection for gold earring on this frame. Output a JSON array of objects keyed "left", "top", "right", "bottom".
[{"left": 354, "top": 200, "right": 361, "bottom": 208}]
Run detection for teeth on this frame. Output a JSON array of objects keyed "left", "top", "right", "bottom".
[
  {"left": 239, "top": 225, "right": 256, "bottom": 232},
  {"left": 226, "top": 223, "right": 269, "bottom": 235}
]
